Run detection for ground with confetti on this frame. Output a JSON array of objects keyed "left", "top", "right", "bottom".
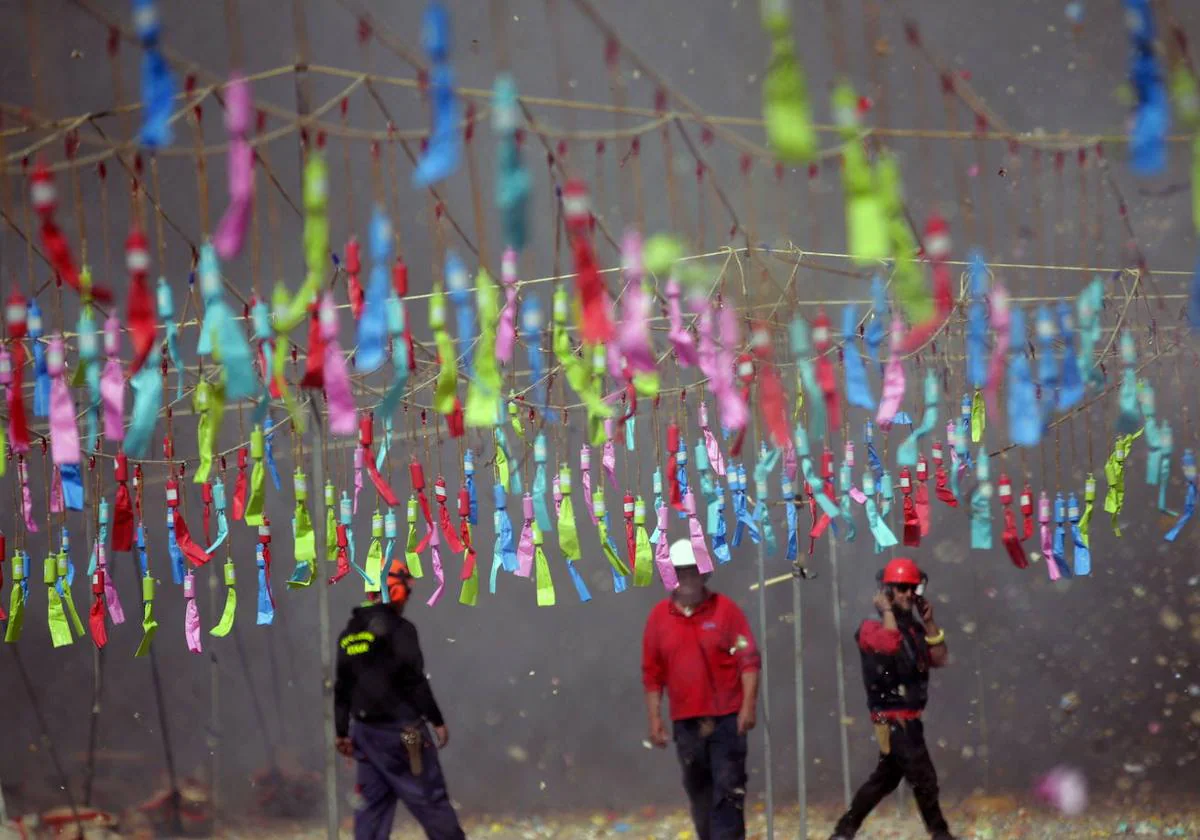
[{"left": 205, "top": 795, "right": 1200, "bottom": 839}]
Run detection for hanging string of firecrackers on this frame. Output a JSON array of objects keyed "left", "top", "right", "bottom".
[
  {"left": 860, "top": 451, "right": 896, "bottom": 552},
  {"left": 3, "top": 463, "right": 21, "bottom": 637},
  {"left": 1160, "top": 323, "right": 1190, "bottom": 533},
  {"left": 85, "top": 490, "right": 107, "bottom": 649},
  {"left": 863, "top": 421, "right": 889, "bottom": 554},
  {"left": 57, "top": 514, "right": 83, "bottom": 644},
  {"left": 426, "top": 217, "right": 463, "bottom": 437},
  {"left": 31, "top": 161, "right": 114, "bottom": 306},
  {"left": 43, "top": 518, "right": 76, "bottom": 648},
  {"left": 1096, "top": 329, "right": 1140, "bottom": 546},
  {"left": 3, "top": 295, "right": 31, "bottom": 460},
  {"left": 556, "top": 418, "right": 590, "bottom": 602},
  {"left": 1167, "top": 35, "right": 1200, "bottom": 331},
  {"left": 77, "top": 277, "right": 105, "bottom": 461},
  {"left": 964, "top": 130, "right": 1000, "bottom": 466},
  {"left": 830, "top": 82, "right": 887, "bottom": 269},
  {"left": 356, "top": 148, "right": 395, "bottom": 563},
  {"left": 210, "top": 503, "right": 238, "bottom": 639},
  {"left": 422, "top": 249, "right": 463, "bottom": 604},
  {"left": 758, "top": 0, "right": 817, "bottom": 165},
  {"left": 1041, "top": 155, "right": 1067, "bottom": 575},
  {"left": 492, "top": 25, "right": 530, "bottom": 257},
  {"left": 462, "top": 113, "right": 518, "bottom": 598},
  {"left": 675, "top": 394, "right": 692, "bottom": 524},
  {"left": 447, "top": 450, "right": 475, "bottom": 606},
  {"left": 662, "top": 418, "right": 684, "bottom": 521},
  {"left": 412, "top": 2, "right": 461, "bottom": 188},
  {"left": 47, "top": 333, "right": 85, "bottom": 512},
  {"left": 3, "top": 147, "right": 26, "bottom": 634},
  {"left": 543, "top": 188, "right": 574, "bottom": 583},
  {"left": 66, "top": 160, "right": 99, "bottom": 452},
  {"left": 41, "top": 162, "right": 83, "bottom": 518},
  {"left": 1009, "top": 154, "right": 1042, "bottom": 564},
  {"left": 321, "top": 287, "right": 358, "bottom": 436},
  {"left": 412, "top": 412, "right": 445, "bottom": 603},
  {"left": 790, "top": 327, "right": 837, "bottom": 552},
  {"left": 444, "top": 250, "right": 474, "bottom": 413},
  {"left": 1126, "top": 0, "right": 1170, "bottom": 178},
  {"left": 249, "top": 514, "right": 271, "bottom": 625},
  {"left": 639, "top": 400, "right": 663, "bottom": 588},
  {"left": 614, "top": 232, "right": 659, "bottom": 403},
  {"left": 594, "top": 482, "right": 632, "bottom": 593},
  {"left": 131, "top": 476, "right": 158, "bottom": 650},
  {"left": 166, "top": 473, "right": 200, "bottom": 651},
  {"left": 696, "top": 397, "right": 729, "bottom": 566},
  {"left": 94, "top": 492, "right": 126, "bottom": 634},
  {"left": 1065, "top": 148, "right": 1094, "bottom": 506},
  {"left": 464, "top": 259, "right": 503, "bottom": 429},
  {"left": 213, "top": 66, "right": 254, "bottom": 261},
  {"left": 391, "top": 439, "right": 419, "bottom": 581},
  {"left": 285, "top": 466, "right": 316, "bottom": 591}
]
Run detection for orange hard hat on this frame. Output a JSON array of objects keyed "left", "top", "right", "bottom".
[
  {"left": 880, "top": 557, "right": 923, "bottom": 586},
  {"left": 385, "top": 557, "right": 414, "bottom": 606}
]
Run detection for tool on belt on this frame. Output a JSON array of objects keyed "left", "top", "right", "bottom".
[
  {"left": 401, "top": 726, "right": 424, "bottom": 775},
  {"left": 873, "top": 722, "right": 892, "bottom": 756}
]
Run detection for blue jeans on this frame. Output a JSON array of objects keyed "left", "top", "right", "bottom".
[
  {"left": 674, "top": 713, "right": 748, "bottom": 840},
  {"left": 351, "top": 721, "right": 466, "bottom": 840}
]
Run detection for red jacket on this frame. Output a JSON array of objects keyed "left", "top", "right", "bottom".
[{"left": 642, "top": 592, "right": 761, "bottom": 721}]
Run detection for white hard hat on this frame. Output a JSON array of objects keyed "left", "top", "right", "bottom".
[{"left": 669, "top": 538, "right": 697, "bottom": 569}]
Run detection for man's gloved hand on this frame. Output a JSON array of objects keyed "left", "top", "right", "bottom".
[{"left": 433, "top": 724, "right": 450, "bottom": 749}]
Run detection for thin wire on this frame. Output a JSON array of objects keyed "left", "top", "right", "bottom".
[{"left": 4, "top": 57, "right": 1192, "bottom": 152}]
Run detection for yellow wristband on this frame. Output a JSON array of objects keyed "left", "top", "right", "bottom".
[{"left": 925, "top": 629, "right": 945, "bottom": 646}]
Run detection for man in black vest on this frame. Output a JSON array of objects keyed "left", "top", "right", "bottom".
[
  {"left": 335, "top": 558, "right": 466, "bottom": 840},
  {"left": 829, "top": 557, "right": 955, "bottom": 840}
]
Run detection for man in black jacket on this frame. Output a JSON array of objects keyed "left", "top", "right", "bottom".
[
  {"left": 335, "top": 557, "right": 466, "bottom": 840},
  {"left": 829, "top": 557, "right": 955, "bottom": 840}
]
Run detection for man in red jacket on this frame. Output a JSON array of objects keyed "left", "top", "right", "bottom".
[
  {"left": 642, "top": 539, "right": 761, "bottom": 840},
  {"left": 829, "top": 557, "right": 955, "bottom": 840}
]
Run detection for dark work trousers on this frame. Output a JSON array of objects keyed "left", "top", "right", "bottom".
[
  {"left": 351, "top": 720, "right": 466, "bottom": 840},
  {"left": 832, "top": 718, "right": 951, "bottom": 838},
  {"left": 674, "top": 713, "right": 748, "bottom": 840}
]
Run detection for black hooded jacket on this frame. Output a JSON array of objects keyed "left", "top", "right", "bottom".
[{"left": 334, "top": 602, "right": 444, "bottom": 738}]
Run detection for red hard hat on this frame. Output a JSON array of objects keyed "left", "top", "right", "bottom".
[{"left": 881, "top": 557, "right": 923, "bottom": 586}]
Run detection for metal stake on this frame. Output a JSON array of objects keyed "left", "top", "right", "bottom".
[
  {"left": 208, "top": 564, "right": 221, "bottom": 831},
  {"left": 754, "top": 526, "right": 775, "bottom": 840},
  {"left": 829, "top": 532, "right": 852, "bottom": 806},
  {"left": 128, "top": 558, "right": 183, "bottom": 834},
  {"left": 792, "top": 563, "right": 807, "bottom": 839},
  {"left": 310, "top": 399, "right": 339, "bottom": 840}
]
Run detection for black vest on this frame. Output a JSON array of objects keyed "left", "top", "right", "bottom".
[{"left": 857, "top": 617, "right": 930, "bottom": 714}]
